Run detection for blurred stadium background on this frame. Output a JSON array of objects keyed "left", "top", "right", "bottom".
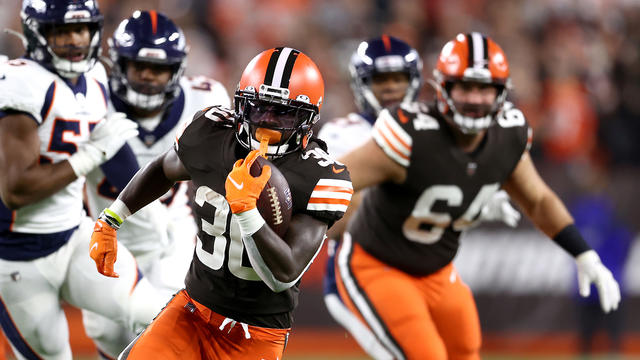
[{"left": 1, "top": 0, "right": 639, "bottom": 358}]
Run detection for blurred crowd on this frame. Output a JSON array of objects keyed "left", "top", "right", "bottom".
[{"left": 1, "top": 0, "right": 638, "bottom": 219}]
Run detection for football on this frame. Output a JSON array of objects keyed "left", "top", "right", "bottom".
[{"left": 250, "top": 156, "right": 293, "bottom": 237}]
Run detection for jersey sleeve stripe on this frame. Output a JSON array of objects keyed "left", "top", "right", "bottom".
[
  {"left": 308, "top": 177, "right": 353, "bottom": 213},
  {"left": 316, "top": 179, "right": 353, "bottom": 188},
  {"left": 309, "top": 198, "right": 351, "bottom": 205},
  {"left": 377, "top": 109, "right": 412, "bottom": 147},
  {"left": 372, "top": 110, "right": 412, "bottom": 167},
  {"left": 40, "top": 81, "right": 57, "bottom": 122},
  {"left": 310, "top": 191, "right": 352, "bottom": 200},
  {"left": 313, "top": 185, "right": 354, "bottom": 194},
  {"left": 373, "top": 129, "right": 410, "bottom": 167},
  {"left": 307, "top": 203, "right": 349, "bottom": 212},
  {"left": 93, "top": 78, "right": 109, "bottom": 107},
  {"left": 380, "top": 114, "right": 411, "bottom": 150}
]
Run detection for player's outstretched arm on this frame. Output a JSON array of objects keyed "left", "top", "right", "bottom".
[
  {"left": 503, "top": 151, "right": 620, "bottom": 313},
  {"left": 90, "top": 148, "right": 190, "bottom": 277},
  {"left": 325, "top": 137, "right": 406, "bottom": 240},
  {"left": 339, "top": 138, "right": 406, "bottom": 192}
]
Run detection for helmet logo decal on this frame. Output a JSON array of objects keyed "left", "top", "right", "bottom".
[
  {"left": 264, "top": 47, "right": 300, "bottom": 89},
  {"left": 137, "top": 47, "right": 167, "bottom": 60},
  {"left": 64, "top": 10, "right": 91, "bottom": 20}
]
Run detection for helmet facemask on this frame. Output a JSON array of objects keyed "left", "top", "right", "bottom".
[
  {"left": 112, "top": 57, "right": 185, "bottom": 112},
  {"left": 349, "top": 36, "right": 423, "bottom": 119},
  {"left": 432, "top": 32, "right": 512, "bottom": 134},
  {"left": 107, "top": 10, "right": 188, "bottom": 113},
  {"left": 235, "top": 85, "right": 319, "bottom": 158},
  {"left": 434, "top": 74, "right": 509, "bottom": 134}
]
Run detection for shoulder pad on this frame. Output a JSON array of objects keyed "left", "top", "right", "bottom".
[
  {"left": 496, "top": 102, "right": 528, "bottom": 129},
  {"left": 181, "top": 76, "right": 231, "bottom": 108},
  {"left": 193, "top": 105, "right": 235, "bottom": 127},
  {"left": 308, "top": 136, "right": 328, "bottom": 153},
  {"left": 0, "top": 59, "right": 54, "bottom": 124}
]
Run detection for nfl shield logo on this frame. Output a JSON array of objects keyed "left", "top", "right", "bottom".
[{"left": 467, "top": 162, "right": 477, "bottom": 176}]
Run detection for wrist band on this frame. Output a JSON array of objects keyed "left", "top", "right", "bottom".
[
  {"left": 234, "top": 208, "right": 265, "bottom": 236},
  {"left": 553, "top": 224, "right": 592, "bottom": 257},
  {"left": 100, "top": 199, "right": 132, "bottom": 230}
]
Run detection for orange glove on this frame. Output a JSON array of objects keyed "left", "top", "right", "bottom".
[
  {"left": 89, "top": 219, "right": 119, "bottom": 278},
  {"left": 225, "top": 149, "right": 271, "bottom": 214}
]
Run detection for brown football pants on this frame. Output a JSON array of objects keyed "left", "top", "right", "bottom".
[
  {"left": 335, "top": 237, "right": 481, "bottom": 360},
  {"left": 120, "top": 289, "right": 289, "bottom": 360}
]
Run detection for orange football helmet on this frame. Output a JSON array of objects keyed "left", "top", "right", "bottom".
[
  {"left": 234, "top": 47, "right": 324, "bottom": 157},
  {"left": 433, "top": 32, "right": 511, "bottom": 134}
]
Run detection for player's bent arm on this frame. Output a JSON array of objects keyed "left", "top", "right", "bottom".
[
  {"left": 118, "top": 149, "right": 190, "bottom": 214},
  {"left": 90, "top": 149, "right": 189, "bottom": 277},
  {"left": 503, "top": 152, "right": 591, "bottom": 256},
  {"left": 240, "top": 212, "right": 327, "bottom": 292},
  {"left": 339, "top": 138, "right": 406, "bottom": 192},
  {"left": 0, "top": 114, "right": 77, "bottom": 209},
  {"left": 502, "top": 152, "right": 574, "bottom": 237}
]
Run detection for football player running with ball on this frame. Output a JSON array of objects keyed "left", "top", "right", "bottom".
[
  {"left": 331, "top": 32, "right": 620, "bottom": 360},
  {"left": 0, "top": 1, "right": 160, "bottom": 359},
  {"left": 89, "top": 47, "right": 352, "bottom": 359},
  {"left": 82, "top": 10, "right": 231, "bottom": 357}
]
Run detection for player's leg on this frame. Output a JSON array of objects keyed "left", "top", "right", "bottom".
[
  {"left": 323, "top": 239, "right": 392, "bottom": 360},
  {"left": 336, "top": 235, "right": 447, "bottom": 360},
  {"left": 81, "top": 310, "right": 134, "bottom": 359},
  {"left": 420, "top": 265, "right": 481, "bottom": 360},
  {"left": 60, "top": 218, "right": 166, "bottom": 353},
  {"left": 120, "top": 290, "right": 201, "bottom": 359},
  {"left": 0, "top": 255, "right": 71, "bottom": 359}
]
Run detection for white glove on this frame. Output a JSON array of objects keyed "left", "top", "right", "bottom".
[
  {"left": 68, "top": 112, "right": 139, "bottom": 177},
  {"left": 478, "top": 190, "right": 521, "bottom": 227},
  {"left": 575, "top": 250, "right": 621, "bottom": 313}
]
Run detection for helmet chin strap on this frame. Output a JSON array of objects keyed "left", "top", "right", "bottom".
[
  {"left": 3, "top": 29, "right": 27, "bottom": 50},
  {"left": 362, "top": 87, "right": 382, "bottom": 115},
  {"left": 46, "top": 31, "right": 101, "bottom": 79},
  {"left": 51, "top": 55, "right": 92, "bottom": 78}
]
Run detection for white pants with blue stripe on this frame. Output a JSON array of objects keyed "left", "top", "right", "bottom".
[{"left": 0, "top": 217, "right": 160, "bottom": 360}]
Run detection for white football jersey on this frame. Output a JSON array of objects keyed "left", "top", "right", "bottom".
[
  {"left": 0, "top": 59, "right": 109, "bottom": 234},
  {"left": 84, "top": 76, "right": 230, "bottom": 255},
  {"left": 318, "top": 113, "right": 373, "bottom": 159}
]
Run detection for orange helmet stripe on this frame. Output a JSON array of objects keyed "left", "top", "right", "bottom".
[
  {"left": 382, "top": 34, "right": 392, "bottom": 52},
  {"left": 149, "top": 10, "right": 158, "bottom": 35}
]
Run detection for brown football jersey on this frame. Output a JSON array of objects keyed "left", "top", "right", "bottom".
[
  {"left": 348, "top": 101, "right": 531, "bottom": 276},
  {"left": 175, "top": 106, "right": 352, "bottom": 328}
]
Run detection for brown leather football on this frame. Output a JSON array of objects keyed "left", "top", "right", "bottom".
[{"left": 250, "top": 156, "right": 292, "bottom": 237}]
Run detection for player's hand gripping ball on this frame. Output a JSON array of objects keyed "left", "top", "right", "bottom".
[
  {"left": 225, "top": 150, "right": 292, "bottom": 237},
  {"left": 250, "top": 156, "right": 292, "bottom": 237}
]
